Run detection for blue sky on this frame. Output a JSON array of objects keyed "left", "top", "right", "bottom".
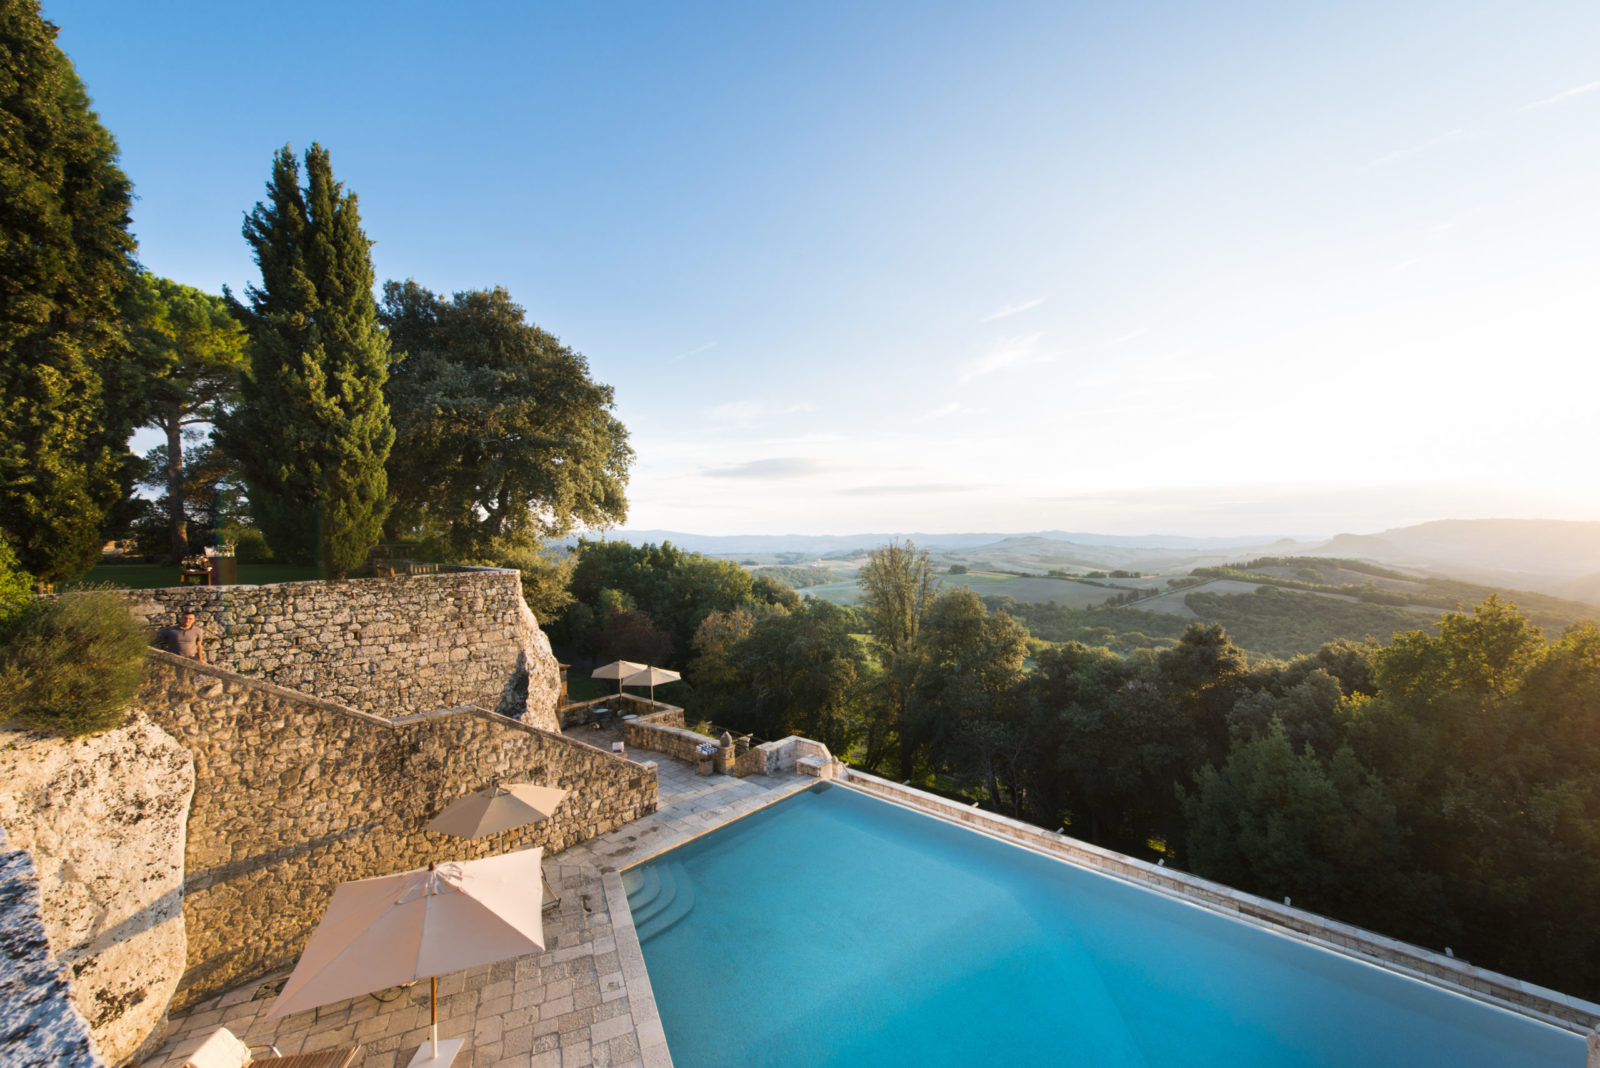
[{"left": 46, "top": 0, "right": 1600, "bottom": 537}]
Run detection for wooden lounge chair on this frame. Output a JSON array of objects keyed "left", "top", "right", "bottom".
[{"left": 177, "top": 1026, "right": 359, "bottom": 1068}]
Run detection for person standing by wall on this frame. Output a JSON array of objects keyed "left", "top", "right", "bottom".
[{"left": 156, "top": 608, "right": 205, "bottom": 662}]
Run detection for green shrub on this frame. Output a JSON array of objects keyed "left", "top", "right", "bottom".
[
  {"left": 0, "top": 539, "right": 32, "bottom": 631},
  {"left": 222, "top": 525, "right": 273, "bottom": 563},
  {"left": 0, "top": 592, "right": 147, "bottom": 738}
]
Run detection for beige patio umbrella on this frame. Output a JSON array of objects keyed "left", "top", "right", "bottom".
[
  {"left": 590, "top": 659, "right": 647, "bottom": 695},
  {"left": 426, "top": 782, "right": 569, "bottom": 852},
  {"left": 267, "top": 851, "right": 546, "bottom": 1066},
  {"left": 427, "top": 781, "right": 568, "bottom": 909},
  {"left": 622, "top": 664, "right": 682, "bottom": 701}
]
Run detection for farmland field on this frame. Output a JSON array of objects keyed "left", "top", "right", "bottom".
[{"left": 802, "top": 571, "right": 1153, "bottom": 608}]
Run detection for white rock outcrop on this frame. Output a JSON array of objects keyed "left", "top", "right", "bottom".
[{"left": 0, "top": 715, "right": 194, "bottom": 1066}]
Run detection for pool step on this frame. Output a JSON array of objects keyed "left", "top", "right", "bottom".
[
  {"left": 629, "top": 862, "right": 697, "bottom": 942},
  {"left": 623, "top": 865, "right": 663, "bottom": 914}
]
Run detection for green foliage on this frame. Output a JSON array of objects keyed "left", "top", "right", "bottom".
[
  {"left": 1341, "top": 601, "right": 1600, "bottom": 996},
  {"left": 1181, "top": 724, "right": 1436, "bottom": 934},
  {"left": 698, "top": 599, "right": 867, "bottom": 754},
  {"left": 560, "top": 539, "right": 754, "bottom": 666},
  {"left": 221, "top": 523, "right": 272, "bottom": 563},
  {"left": 747, "top": 565, "right": 837, "bottom": 589},
  {"left": 947, "top": 563, "right": 969, "bottom": 575},
  {"left": 1192, "top": 556, "right": 1596, "bottom": 633},
  {"left": 379, "top": 281, "right": 631, "bottom": 556},
  {"left": 906, "top": 589, "right": 1029, "bottom": 807},
  {"left": 488, "top": 534, "right": 575, "bottom": 624},
  {"left": 0, "top": 4, "right": 139, "bottom": 582},
  {"left": 122, "top": 272, "right": 249, "bottom": 559},
  {"left": 0, "top": 540, "right": 33, "bottom": 628},
  {"left": 1183, "top": 589, "right": 1429, "bottom": 659},
  {"left": 223, "top": 145, "right": 393, "bottom": 575},
  {"left": 0, "top": 591, "right": 146, "bottom": 737},
  {"left": 856, "top": 539, "right": 937, "bottom": 777}
]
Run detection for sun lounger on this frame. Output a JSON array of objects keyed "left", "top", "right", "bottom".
[{"left": 177, "top": 1026, "right": 358, "bottom": 1068}]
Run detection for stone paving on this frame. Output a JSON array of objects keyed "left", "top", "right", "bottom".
[{"left": 146, "top": 750, "right": 814, "bottom": 1068}]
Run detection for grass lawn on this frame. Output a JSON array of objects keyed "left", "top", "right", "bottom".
[{"left": 76, "top": 562, "right": 326, "bottom": 589}]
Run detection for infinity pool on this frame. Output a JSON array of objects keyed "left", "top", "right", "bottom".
[{"left": 623, "top": 783, "right": 1582, "bottom": 1067}]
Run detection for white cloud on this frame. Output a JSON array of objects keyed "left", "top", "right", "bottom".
[
  {"left": 960, "top": 333, "right": 1053, "bottom": 383},
  {"left": 1363, "top": 128, "right": 1464, "bottom": 169},
  {"left": 981, "top": 297, "right": 1046, "bottom": 322},
  {"left": 1518, "top": 79, "right": 1600, "bottom": 111},
  {"left": 921, "top": 402, "right": 962, "bottom": 419},
  {"left": 704, "top": 458, "right": 837, "bottom": 479},
  {"left": 670, "top": 341, "right": 717, "bottom": 363},
  {"left": 1104, "top": 327, "right": 1150, "bottom": 347}
]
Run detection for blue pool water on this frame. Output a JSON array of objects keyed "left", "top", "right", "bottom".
[{"left": 623, "top": 784, "right": 1583, "bottom": 1067}]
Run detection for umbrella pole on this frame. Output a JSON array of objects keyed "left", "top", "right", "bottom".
[{"left": 430, "top": 975, "right": 438, "bottom": 1058}]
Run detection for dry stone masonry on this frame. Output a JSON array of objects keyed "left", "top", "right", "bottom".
[
  {"left": 112, "top": 568, "right": 562, "bottom": 730},
  {"left": 0, "top": 717, "right": 194, "bottom": 1066},
  {"left": 135, "top": 651, "right": 658, "bottom": 1011}
]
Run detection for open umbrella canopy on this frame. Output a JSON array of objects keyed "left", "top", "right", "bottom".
[
  {"left": 590, "top": 659, "right": 647, "bottom": 681},
  {"left": 267, "top": 850, "right": 546, "bottom": 1019},
  {"left": 426, "top": 783, "right": 568, "bottom": 840},
  {"left": 621, "top": 665, "right": 681, "bottom": 689},
  {"left": 621, "top": 665, "right": 681, "bottom": 700}
]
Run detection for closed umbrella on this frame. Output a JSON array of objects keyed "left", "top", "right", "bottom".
[
  {"left": 621, "top": 664, "right": 681, "bottom": 702},
  {"left": 267, "top": 851, "right": 546, "bottom": 1066},
  {"left": 590, "top": 659, "right": 647, "bottom": 695}
]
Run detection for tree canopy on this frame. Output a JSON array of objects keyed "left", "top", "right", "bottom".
[
  {"left": 122, "top": 272, "right": 248, "bottom": 558},
  {"left": 0, "top": 2, "right": 138, "bottom": 581},
  {"left": 379, "top": 280, "right": 632, "bottom": 557},
  {"left": 223, "top": 144, "right": 393, "bottom": 575}
]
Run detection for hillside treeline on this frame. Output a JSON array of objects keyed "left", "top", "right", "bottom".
[{"left": 555, "top": 538, "right": 1600, "bottom": 1001}]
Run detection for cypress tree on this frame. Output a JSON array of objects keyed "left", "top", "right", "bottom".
[
  {"left": 0, "top": 2, "right": 138, "bottom": 582},
  {"left": 224, "top": 144, "right": 393, "bottom": 576}
]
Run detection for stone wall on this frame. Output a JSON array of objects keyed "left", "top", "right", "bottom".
[
  {"left": 0, "top": 718, "right": 193, "bottom": 1066},
  {"left": 134, "top": 651, "right": 658, "bottom": 1010},
  {"left": 0, "top": 827, "right": 104, "bottom": 1068},
  {"left": 112, "top": 568, "right": 562, "bottom": 731}
]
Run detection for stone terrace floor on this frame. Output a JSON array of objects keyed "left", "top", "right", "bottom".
[{"left": 147, "top": 745, "right": 813, "bottom": 1068}]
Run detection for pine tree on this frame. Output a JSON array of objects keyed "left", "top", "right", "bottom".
[
  {"left": 224, "top": 144, "right": 393, "bottom": 576},
  {"left": 0, "top": 2, "right": 138, "bottom": 582}
]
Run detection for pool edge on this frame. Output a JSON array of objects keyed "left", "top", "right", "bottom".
[{"left": 837, "top": 768, "right": 1600, "bottom": 1039}]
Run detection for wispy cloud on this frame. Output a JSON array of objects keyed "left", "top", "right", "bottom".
[
  {"left": 839, "top": 483, "right": 986, "bottom": 496},
  {"left": 1364, "top": 128, "right": 1463, "bottom": 169},
  {"left": 981, "top": 297, "right": 1046, "bottom": 322},
  {"left": 921, "top": 402, "right": 962, "bottom": 420},
  {"left": 704, "top": 458, "right": 836, "bottom": 479},
  {"left": 960, "top": 333, "right": 1053, "bottom": 383},
  {"left": 670, "top": 341, "right": 717, "bottom": 363},
  {"left": 1104, "top": 327, "right": 1149, "bottom": 347},
  {"left": 1518, "top": 79, "right": 1600, "bottom": 111}
]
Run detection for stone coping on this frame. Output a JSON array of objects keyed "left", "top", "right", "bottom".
[
  {"left": 117, "top": 565, "right": 521, "bottom": 595},
  {"left": 841, "top": 769, "right": 1600, "bottom": 1036}
]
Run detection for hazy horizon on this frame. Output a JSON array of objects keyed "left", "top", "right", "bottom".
[{"left": 53, "top": 1, "right": 1600, "bottom": 538}]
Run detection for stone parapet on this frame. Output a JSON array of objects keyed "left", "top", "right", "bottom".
[
  {"left": 110, "top": 568, "right": 561, "bottom": 730},
  {"left": 134, "top": 651, "right": 658, "bottom": 1010}
]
